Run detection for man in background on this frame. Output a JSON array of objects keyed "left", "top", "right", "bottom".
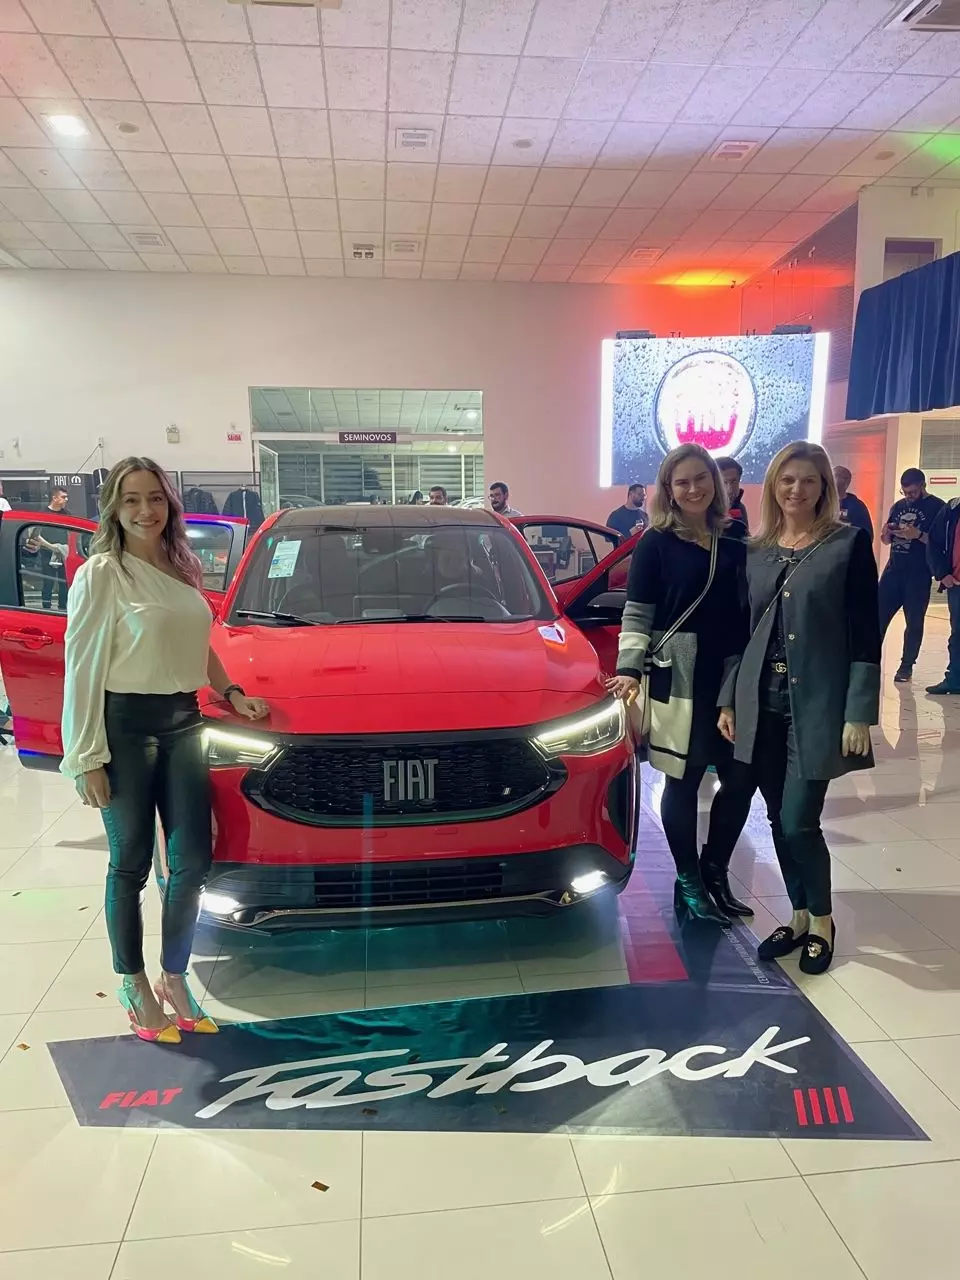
[
  {"left": 0, "top": 480, "right": 9, "bottom": 513},
  {"left": 489, "top": 482, "right": 521, "bottom": 517},
  {"left": 926, "top": 496, "right": 960, "bottom": 695},
  {"left": 834, "top": 466, "right": 874, "bottom": 540},
  {"left": 716, "top": 457, "right": 750, "bottom": 534},
  {"left": 428, "top": 486, "right": 448, "bottom": 506},
  {"left": 879, "top": 468, "right": 945, "bottom": 684},
  {"left": 606, "top": 483, "right": 648, "bottom": 539}
]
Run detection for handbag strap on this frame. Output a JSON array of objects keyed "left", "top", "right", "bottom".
[{"left": 650, "top": 531, "right": 719, "bottom": 659}]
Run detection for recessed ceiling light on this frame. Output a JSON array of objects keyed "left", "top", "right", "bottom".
[
  {"left": 43, "top": 114, "right": 88, "bottom": 138},
  {"left": 465, "top": 409, "right": 478, "bottom": 420},
  {"left": 446, "top": 444, "right": 457, "bottom": 453},
  {"left": 513, "top": 138, "right": 533, "bottom": 149},
  {"left": 117, "top": 121, "right": 140, "bottom": 135},
  {"left": 875, "top": 149, "right": 895, "bottom": 160}
]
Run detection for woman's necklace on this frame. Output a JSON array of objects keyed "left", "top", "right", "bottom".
[{"left": 779, "top": 527, "right": 816, "bottom": 551}]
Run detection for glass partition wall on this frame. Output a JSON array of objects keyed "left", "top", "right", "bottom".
[{"left": 249, "top": 388, "right": 484, "bottom": 508}]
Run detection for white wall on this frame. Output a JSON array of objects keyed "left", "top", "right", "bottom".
[
  {"left": 0, "top": 271, "right": 741, "bottom": 526},
  {"left": 856, "top": 185, "right": 960, "bottom": 298}
]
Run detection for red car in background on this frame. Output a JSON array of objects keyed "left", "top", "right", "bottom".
[{"left": 0, "top": 504, "right": 643, "bottom": 932}]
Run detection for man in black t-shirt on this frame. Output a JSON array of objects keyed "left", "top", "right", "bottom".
[
  {"left": 834, "top": 466, "right": 874, "bottom": 541},
  {"left": 879, "top": 468, "right": 945, "bottom": 683},
  {"left": 606, "top": 483, "right": 648, "bottom": 539}
]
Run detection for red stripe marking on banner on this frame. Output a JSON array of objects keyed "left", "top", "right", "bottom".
[
  {"left": 808, "top": 1087, "right": 824, "bottom": 1125},
  {"left": 793, "top": 1088, "right": 808, "bottom": 1126},
  {"left": 838, "top": 1086, "right": 855, "bottom": 1123},
  {"left": 823, "top": 1087, "right": 839, "bottom": 1124}
]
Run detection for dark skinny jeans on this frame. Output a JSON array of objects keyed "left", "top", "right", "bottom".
[
  {"left": 101, "top": 692, "right": 212, "bottom": 976},
  {"left": 659, "top": 752, "right": 755, "bottom": 881},
  {"left": 752, "top": 672, "right": 831, "bottom": 917}
]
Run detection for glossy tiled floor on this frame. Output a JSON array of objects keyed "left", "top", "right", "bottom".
[{"left": 2, "top": 614, "right": 960, "bottom": 1277}]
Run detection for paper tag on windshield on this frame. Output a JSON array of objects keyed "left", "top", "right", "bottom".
[{"left": 267, "top": 539, "right": 301, "bottom": 579}]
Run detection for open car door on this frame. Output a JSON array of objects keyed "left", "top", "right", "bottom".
[
  {"left": 556, "top": 530, "right": 641, "bottom": 676},
  {"left": 509, "top": 515, "right": 622, "bottom": 601},
  {"left": 184, "top": 515, "right": 248, "bottom": 613},
  {"left": 0, "top": 509, "right": 96, "bottom": 766},
  {"left": 0, "top": 511, "right": 249, "bottom": 765}
]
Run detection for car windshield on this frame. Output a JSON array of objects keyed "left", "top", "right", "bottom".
[{"left": 229, "top": 523, "right": 555, "bottom": 625}]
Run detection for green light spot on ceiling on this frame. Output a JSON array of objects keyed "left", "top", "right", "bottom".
[{"left": 922, "top": 133, "right": 960, "bottom": 164}]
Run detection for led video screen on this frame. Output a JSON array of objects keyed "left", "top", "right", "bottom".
[{"left": 600, "top": 332, "right": 830, "bottom": 487}]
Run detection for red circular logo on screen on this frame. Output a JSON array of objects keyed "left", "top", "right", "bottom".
[{"left": 655, "top": 352, "right": 757, "bottom": 459}]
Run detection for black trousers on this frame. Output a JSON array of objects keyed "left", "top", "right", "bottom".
[
  {"left": 753, "top": 674, "right": 831, "bottom": 917},
  {"left": 39, "top": 552, "right": 66, "bottom": 610},
  {"left": 100, "top": 692, "right": 212, "bottom": 976},
  {"left": 945, "top": 586, "right": 960, "bottom": 686},
  {"left": 878, "top": 565, "right": 931, "bottom": 669},
  {"left": 659, "top": 751, "right": 755, "bottom": 881}
]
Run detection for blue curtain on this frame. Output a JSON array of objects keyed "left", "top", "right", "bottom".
[{"left": 846, "top": 250, "right": 960, "bottom": 420}]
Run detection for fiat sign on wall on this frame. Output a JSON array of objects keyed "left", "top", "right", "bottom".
[{"left": 601, "top": 332, "right": 830, "bottom": 487}]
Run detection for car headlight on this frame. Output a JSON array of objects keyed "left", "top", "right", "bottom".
[
  {"left": 532, "top": 699, "right": 626, "bottom": 758},
  {"left": 204, "top": 726, "right": 277, "bottom": 769}
]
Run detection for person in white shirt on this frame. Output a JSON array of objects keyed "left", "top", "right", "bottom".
[
  {"left": 62, "top": 458, "right": 269, "bottom": 1044},
  {"left": 0, "top": 480, "right": 10, "bottom": 512}
]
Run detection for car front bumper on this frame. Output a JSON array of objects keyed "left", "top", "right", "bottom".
[{"left": 199, "top": 844, "right": 633, "bottom": 932}]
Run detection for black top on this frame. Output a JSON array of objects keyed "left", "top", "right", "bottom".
[
  {"left": 624, "top": 528, "right": 748, "bottom": 765},
  {"left": 606, "top": 505, "right": 648, "bottom": 539},
  {"left": 884, "top": 494, "right": 945, "bottom": 575},
  {"left": 839, "top": 492, "right": 874, "bottom": 541},
  {"left": 765, "top": 545, "right": 818, "bottom": 664}
]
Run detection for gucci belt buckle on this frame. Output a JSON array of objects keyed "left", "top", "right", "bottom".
[{"left": 772, "top": 662, "right": 788, "bottom": 675}]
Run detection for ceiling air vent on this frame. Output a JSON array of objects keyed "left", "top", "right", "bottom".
[
  {"left": 395, "top": 128, "right": 434, "bottom": 151},
  {"left": 888, "top": 0, "right": 960, "bottom": 30},
  {"left": 711, "top": 139, "right": 759, "bottom": 161},
  {"left": 628, "top": 248, "right": 662, "bottom": 265},
  {"left": 126, "top": 230, "right": 168, "bottom": 250},
  {"left": 227, "top": 1, "right": 341, "bottom": 10},
  {"left": 388, "top": 239, "right": 421, "bottom": 256}
]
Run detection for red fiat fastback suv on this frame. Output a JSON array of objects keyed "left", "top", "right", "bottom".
[{"left": 0, "top": 504, "right": 640, "bottom": 933}]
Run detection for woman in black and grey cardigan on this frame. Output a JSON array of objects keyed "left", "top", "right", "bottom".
[
  {"left": 607, "top": 445, "right": 753, "bottom": 925},
  {"left": 718, "top": 441, "right": 880, "bottom": 975}
]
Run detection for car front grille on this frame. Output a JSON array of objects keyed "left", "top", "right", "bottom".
[
  {"left": 253, "top": 736, "right": 560, "bottom": 827},
  {"left": 211, "top": 860, "right": 507, "bottom": 909}
]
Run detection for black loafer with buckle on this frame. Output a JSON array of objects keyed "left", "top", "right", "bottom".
[
  {"left": 757, "top": 925, "right": 809, "bottom": 962},
  {"left": 799, "top": 922, "right": 836, "bottom": 975}
]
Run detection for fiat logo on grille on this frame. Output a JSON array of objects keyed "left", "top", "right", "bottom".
[{"left": 383, "top": 758, "right": 439, "bottom": 804}]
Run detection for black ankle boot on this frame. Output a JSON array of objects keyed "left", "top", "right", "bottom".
[
  {"left": 673, "top": 874, "right": 731, "bottom": 925},
  {"left": 700, "top": 852, "right": 753, "bottom": 918}
]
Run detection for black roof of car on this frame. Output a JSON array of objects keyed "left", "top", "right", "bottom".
[{"left": 275, "top": 504, "right": 500, "bottom": 530}]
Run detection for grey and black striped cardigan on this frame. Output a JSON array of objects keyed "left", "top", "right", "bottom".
[{"left": 616, "top": 528, "right": 746, "bottom": 778}]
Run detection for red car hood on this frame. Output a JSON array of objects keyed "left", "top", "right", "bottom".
[{"left": 205, "top": 618, "right": 605, "bottom": 734}]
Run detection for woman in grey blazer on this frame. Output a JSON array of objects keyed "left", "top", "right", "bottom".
[{"left": 719, "top": 442, "right": 880, "bottom": 975}]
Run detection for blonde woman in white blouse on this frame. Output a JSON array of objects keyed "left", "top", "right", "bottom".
[{"left": 62, "top": 458, "right": 269, "bottom": 1044}]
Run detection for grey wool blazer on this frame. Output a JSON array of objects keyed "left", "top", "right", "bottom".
[{"left": 720, "top": 524, "right": 881, "bottom": 781}]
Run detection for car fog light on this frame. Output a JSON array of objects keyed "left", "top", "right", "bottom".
[
  {"left": 201, "top": 891, "right": 241, "bottom": 916},
  {"left": 570, "top": 870, "right": 609, "bottom": 896}
]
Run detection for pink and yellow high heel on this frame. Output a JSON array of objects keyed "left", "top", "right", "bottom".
[
  {"left": 154, "top": 972, "right": 219, "bottom": 1034},
  {"left": 118, "top": 979, "right": 181, "bottom": 1045}
]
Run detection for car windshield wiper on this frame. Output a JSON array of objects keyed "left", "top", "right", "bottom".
[
  {"left": 234, "top": 610, "right": 326, "bottom": 627},
  {"left": 333, "top": 613, "right": 535, "bottom": 624}
]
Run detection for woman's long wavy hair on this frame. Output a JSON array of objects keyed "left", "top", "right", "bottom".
[
  {"left": 91, "top": 457, "right": 202, "bottom": 588},
  {"left": 648, "top": 444, "right": 729, "bottom": 542},
  {"left": 755, "top": 441, "right": 842, "bottom": 547}
]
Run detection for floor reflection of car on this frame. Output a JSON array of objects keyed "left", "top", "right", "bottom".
[{"left": 0, "top": 505, "right": 643, "bottom": 934}]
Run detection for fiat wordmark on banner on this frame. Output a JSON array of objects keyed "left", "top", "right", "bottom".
[{"left": 600, "top": 332, "right": 830, "bottom": 487}]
